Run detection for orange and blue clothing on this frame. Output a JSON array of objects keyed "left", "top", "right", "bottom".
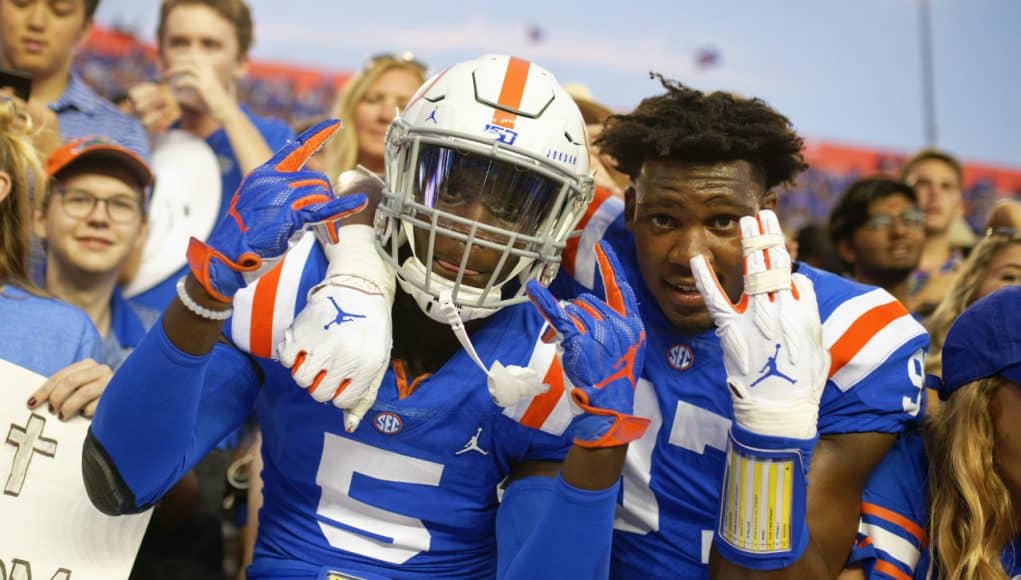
[
  {"left": 88, "top": 232, "right": 618, "bottom": 579},
  {"left": 848, "top": 429, "right": 1021, "bottom": 578},
  {"left": 552, "top": 190, "right": 930, "bottom": 578}
]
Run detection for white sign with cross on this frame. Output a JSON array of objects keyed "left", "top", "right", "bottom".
[{"left": 0, "top": 359, "right": 151, "bottom": 580}]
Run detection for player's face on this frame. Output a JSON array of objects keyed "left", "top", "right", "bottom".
[
  {"left": 159, "top": 4, "right": 243, "bottom": 109},
  {"left": 843, "top": 194, "right": 924, "bottom": 279},
  {"left": 355, "top": 69, "right": 421, "bottom": 170},
  {"left": 0, "top": 0, "right": 88, "bottom": 80},
  {"left": 626, "top": 159, "right": 769, "bottom": 335},
  {"left": 34, "top": 167, "right": 147, "bottom": 278},
  {"left": 412, "top": 147, "right": 559, "bottom": 289},
  {"left": 991, "top": 380, "right": 1021, "bottom": 505},
  {"left": 904, "top": 159, "right": 961, "bottom": 235},
  {"left": 974, "top": 242, "right": 1021, "bottom": 301}
]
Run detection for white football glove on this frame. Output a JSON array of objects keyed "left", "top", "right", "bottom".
[
  {"left": 691, "top": 210, "right": 829, "bottom": 440},
  {"left": 278, "top": 223, "right": 395, "bottom": 433}
]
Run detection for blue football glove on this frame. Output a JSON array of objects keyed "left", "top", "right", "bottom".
[
  {"left": 187, "top": 119, "right": 368, "bottom": 302},
  {"left": 526, "top": 242, "right": 650, "bottom": 448}
]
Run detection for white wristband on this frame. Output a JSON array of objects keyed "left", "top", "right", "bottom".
[{"left": 176, "top": 276, "right": 233, "bottom": 321}]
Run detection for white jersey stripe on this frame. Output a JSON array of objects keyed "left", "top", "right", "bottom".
[
  {"left": 574, "top": 197, "right": 624, "bottom": 290},
  {"left": 268, "top": 232, "right": 316, "bottom": 359},
  {"left": 822, "top": 288, "right": 895, "bottom": 348},
  {"left": 859, "top": 521, "right": 922, "bottom": 572},
  {"left": 231, "top": 275, "right": 255, "bottom": 352},
  {"left": 830, "top": 314, "right": 926, "bottom": 391}
]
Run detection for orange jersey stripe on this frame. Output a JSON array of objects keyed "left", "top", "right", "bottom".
[
  {"left": 828, "top": 300, "right": 908, "bottom": 378},
  {"left": 490, "top": 57, "right": 530, "bottom": 129},
  {"left": 862, "top": 502, "right": 927, "bottom": 547},
  {"left": 874, "top": 559, "right": 912, "bottom": 580},
  {"left": 563, "top": 186, "right": 614, "bottom": 274},
  {"left": 249, "top": 261, "right": 284, "bottom": 358},
  {"left": 519, "top": 355, "right": 566, "bottom": 429}
]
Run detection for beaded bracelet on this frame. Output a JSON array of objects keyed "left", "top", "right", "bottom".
[{"left": 176, "top": 276, "right": 233, "bottom": 321}]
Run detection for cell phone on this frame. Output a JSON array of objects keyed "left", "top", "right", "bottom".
[{"left": 0, "top": 68, "right": 32, "bottom": 101}]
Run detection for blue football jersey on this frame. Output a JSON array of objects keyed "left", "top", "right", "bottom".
[
  {"left": 554, "top": 193, "right": 930, "bottom": 578},
  {"left": 847, "top": 430, "right": 930, "bottom": 579},
  {"left": 850, "top": 429, "right": 1021, "bottom": 579},
  {"left": 225, "top": 234, "right": 577, "bottom": 579}
]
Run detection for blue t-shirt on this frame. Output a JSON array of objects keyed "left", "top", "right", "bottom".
[
  {"left": 0, "top": 284, "right": 101, "bottom": 376},
  {"left": 130, "top": 107, "right": 294, "bottom": 311},
  {"left": 96, "top": 233, "right": 577, "bottom": 579},
  {"left": 552, "top": 192, "right": 930, "bottom": 579},
  {"left": 101, "top": 287, "right": 160, "bottom": 370}
]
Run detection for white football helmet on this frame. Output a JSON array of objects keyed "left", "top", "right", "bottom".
[{"left": 376, "top": 54, "right": 595, "bottom": 322}]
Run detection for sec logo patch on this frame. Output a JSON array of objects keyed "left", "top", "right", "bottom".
[
  {"left": 373, "top": 411, "right": 403, "bottom": 435},
  {"left": 667, "top": 344, "right": 695, "bottom": 371}
]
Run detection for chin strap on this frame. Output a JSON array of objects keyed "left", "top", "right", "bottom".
[{"left": 436, "top": 291, "right": 550, "bottom": 407}]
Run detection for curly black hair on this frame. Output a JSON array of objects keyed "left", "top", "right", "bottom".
[{"left": 595, "top": 74, "right": 807, "bottom": 191}]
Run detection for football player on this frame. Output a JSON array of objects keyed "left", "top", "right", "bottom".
[
  {"left": 562, "top": 77, "right": 929, "bottom": 579},
  {"left": 83, "top": 55, "right": 649, "bottom": 579},
  {"left": 284, "top": 75, "right": 932, "bottom": 579}
]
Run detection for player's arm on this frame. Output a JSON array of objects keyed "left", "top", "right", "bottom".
[
  {"left": 691, "top": 210, "right": 861, "bottom": 579},
  {"left": 709, "top": 431, "right": 895, "bottom": 579},
  {"left": 83, "top": 324, "right": 259, "bottom": 515},
  {"left": 496, "top": 242, "right": 649, "bottom": 579}
]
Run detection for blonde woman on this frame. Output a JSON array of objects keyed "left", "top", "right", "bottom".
[
  {"left": 324, "top": 53, "right": 426, "bottom": 177},
  {"left": 925, "top": 230, "right": 1021, "bottom": 377},
  {"left": 842, "top": 286, "right": 1021, "bottom": 579},
  {"left": 0, "top": 99, "right": 102, "bottom": 377}
]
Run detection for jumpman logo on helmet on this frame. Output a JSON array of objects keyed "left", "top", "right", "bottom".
[
  {"left": 323, "top": 296, "right": 366, "bottom": 330},
  {"left": 750, "top": 344, "right": 797, "bottom": 388}
]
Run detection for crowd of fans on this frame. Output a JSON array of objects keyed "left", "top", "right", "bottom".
[{"left": 2, "top": 0, "right": 1020, "bottom": 579}]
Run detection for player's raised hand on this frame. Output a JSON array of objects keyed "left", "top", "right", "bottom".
[
  {"left": 526, "top": 241, "right": 650, "bottom": 448},
  {"left": 187, "top": 119, "right": 368, "bottom": 303},
  {"left": 691, "top": 209, "right": 829, "bottom": 439}
]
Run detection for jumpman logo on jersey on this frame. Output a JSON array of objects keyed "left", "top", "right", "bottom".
[
  {"left": 425, "top": 108, "right": 439, "bottom": 124},
  {"left": 323, "top": 296, "right": 366, "bottom": 330},
  {"left": 455, "top": 427, "right": 488, "bottom": 456},
  {"left": 750, "top": 343, "right": 797, "bottom": 387}
]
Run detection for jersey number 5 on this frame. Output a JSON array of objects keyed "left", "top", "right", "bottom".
[{"left": 315, "top": 434, "right": 444, "bottom": 564}]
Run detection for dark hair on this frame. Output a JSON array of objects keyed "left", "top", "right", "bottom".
[
  {"left": 595, "top": 74, "right": 807, "bottom": 191},
  {"left": 828, "top": 177, "right": 918, "bottom": 248},
  {"left": 84, "top": 0, "right": 100, "bottom": 21},
  {"left": 900, "top": 148, "right": 963, "bottom": 185},
  {"left": 157, "top": 0, "right": 253, "bottom": 59}
]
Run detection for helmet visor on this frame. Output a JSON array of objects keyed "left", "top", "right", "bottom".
[{"left": 414, "top": 144, "right": 562, "bottom": 239}]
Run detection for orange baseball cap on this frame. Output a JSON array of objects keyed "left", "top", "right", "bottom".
[{"left": 46, "top": 136, "right": 154, "bottom": 191}]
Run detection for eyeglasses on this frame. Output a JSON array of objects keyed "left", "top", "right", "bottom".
[
  {"left": 365, "top": 52, "right": 427, "bottom": 73},
  {"left": 52, "top": 187, "right": 142, "bottom": 224},
  {"left": 863, "top": 209, "right": 925, "bottom": 231}
]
